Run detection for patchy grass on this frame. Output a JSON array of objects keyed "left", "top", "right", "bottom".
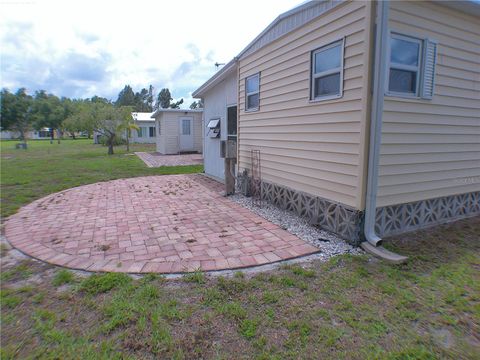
[
  {"left": 1, "top": 261, "right": 33, "bottom": 282},
  {"left": 182, "top": 269, "right": 206, "bottom": 284},
  {"left": 79, "top": 273, "right": 131, "bottom": 295},
  {"left": 0, "top": 139, "right": 203, "bottom": 219},
  {"left": 52, "top": 269, "right": 75, "bottom": 287}
]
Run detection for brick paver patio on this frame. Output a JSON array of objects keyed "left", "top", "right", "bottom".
[
  {"left": 5, "top": 175, "right": 319, "bottom": 273},
  {"left": 135, "top": 152, "right": 203, "bottom": 167}
]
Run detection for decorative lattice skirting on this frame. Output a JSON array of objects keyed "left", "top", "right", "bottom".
[
  {"left": 237, "top": 173, "right": 480, "bottom": 244},
  {"left": 375, "top": 191, "right": 480, "bottom": 237},
  {"left": 237, "top": 174, "right": 364, "bottom": 245}
]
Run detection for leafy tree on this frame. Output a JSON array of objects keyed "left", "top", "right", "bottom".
[
  {"left": 32, "top": 91, "right": 64, "bottom": 143},
  {"left": 93, "top": 105, "right": 132, "bottom": 155},
  {"left": 146, "top": 85, "right": 154, "bottom": 111},
  {"left": 91, "top": 95, "right": 110, "bottom": 104},
  {"left": 118, "top": 85, "right": 155, "bottom": 112},
  {"left": 59, "top": 97, "right": 76, "bottom": 138},
  {"left": 189, "top": 100, "right": 203, "bottom": 109},
  {"left": 120, "top": 109, "right": 139, "bottom": 152},
  {"left": 116, "top": 85, "right": 136, "bottom": 107},
  {"left": 62, "top": 112, "right": 82, "bottom": 139},
  {"left": 156, "top": 88, "right": 172, "bottom": 109},
  {"left": 169, "top": 98, "right": 183, "bottom": 109},
  {"left": 62, "top": 100, "right": 92, "bottom": 139},
  {"left": 0, "top": 88, "right": 34, "bottom": 144}
]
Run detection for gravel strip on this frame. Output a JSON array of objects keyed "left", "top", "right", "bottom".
[{"left": 229, "top": 194, "right": 363, "bottom": 262}]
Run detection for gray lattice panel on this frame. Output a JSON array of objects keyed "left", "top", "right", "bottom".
[
  {"left": 238, "top": 176, "right": 364, "bottom": 244},
  {"left": 237, "top": 175, "right": 479, "bottom": 244},
  {"left": 375, "top": 191, "right": 480, "bottom": 237}
]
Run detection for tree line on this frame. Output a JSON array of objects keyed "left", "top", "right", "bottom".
[{"left": 0, "top": 85, "right": 203, "bottom": 154}]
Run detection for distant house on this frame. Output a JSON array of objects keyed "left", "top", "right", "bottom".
[
  {"left": 193, "top": 0, "right": 480, "bottom": 249},
  {"left": 150, "top": 109, "right": 203, "bottom": 154},
  {"left": 1, "top": 128, "right": 51, "bottom": 140},
  {"left": 131, "top": 112, "right": 156, "bottom": 144},
  {"left": 94, "top": 112, "right": 156, "bottom": 144}
]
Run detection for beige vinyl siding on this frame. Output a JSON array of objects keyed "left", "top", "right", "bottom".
[
  {"left": 377, "top": 1, "right": 480, "bottom": 207},
  {"left": 238, "top": 1, "right": 373, "bottom": 209}
]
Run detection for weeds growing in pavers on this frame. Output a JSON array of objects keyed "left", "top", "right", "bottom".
[
  {"left": 79, "top": 272, "right": 131, "bottom": 295},
  {"left": 52, "top": 269, "right": 75, "bottom": 286}
]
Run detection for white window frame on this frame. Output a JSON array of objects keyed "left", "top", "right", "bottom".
[
  {"left": 245, "top": 73, "right": 260, "bottom": 112},
  {"left": 310, "top": 38, "right": 344, "bottom": 102},
  {"left": 181, "top": 119, "right": 191, "bottom": 135},
  {"left": 386, "top": 32, "right": 423, "bottom": 98}
]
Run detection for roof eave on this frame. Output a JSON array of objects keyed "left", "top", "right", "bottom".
[
  {"left": 151, "top": 108, "right": 203, "bottom": 118},
  {"left": 438, "top": 0, "right": 480, "bottom": 17},
  {"left": 192, "top": 59, "right": 238, "bottom": 98}
]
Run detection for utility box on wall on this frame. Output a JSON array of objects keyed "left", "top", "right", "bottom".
[{"left": 220, "top": 140, "right": 237, "bottom": 159}]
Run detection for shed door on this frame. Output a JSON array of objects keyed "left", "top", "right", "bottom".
[{"left": 179, "top": 117, "right": 194, "bottom": 152}]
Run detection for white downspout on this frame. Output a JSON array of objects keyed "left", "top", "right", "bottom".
[
  {"left": 362, "top": 0, "right": 407, "bottom": 264},
  {"left": 364, "top": 0, "right": 389, "bottom": 247}
]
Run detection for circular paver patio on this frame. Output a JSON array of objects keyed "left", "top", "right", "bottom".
[{"left": 5, "top": 174, "right": 319, "bottom": 273}]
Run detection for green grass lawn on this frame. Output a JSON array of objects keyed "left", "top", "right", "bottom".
[{"left": 0, "top": 139, "right": 203, "bottom": 219}]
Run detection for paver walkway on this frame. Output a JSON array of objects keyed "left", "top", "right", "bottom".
[
  {"left": 5, "top": 175, "right": 319, "bottom": 273},
  {"left": 135, "top": 152, "right": 203, "bottom": 167}
]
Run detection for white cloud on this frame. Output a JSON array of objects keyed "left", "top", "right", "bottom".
[{"left": 0, "top": 0, "right": 300, "bottom": 106}]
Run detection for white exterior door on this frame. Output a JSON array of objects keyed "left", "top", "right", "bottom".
[{"left": 179, "top": 117, "right": 194, "bottom": 152}]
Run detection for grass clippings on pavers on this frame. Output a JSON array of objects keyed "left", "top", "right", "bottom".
[{"left": 1, "top": 218, "right": 479, "bottom": 359}]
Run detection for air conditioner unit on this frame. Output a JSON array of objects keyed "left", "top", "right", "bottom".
[{"left": 220, "top": 140, "right": 237, "bottom": 159}]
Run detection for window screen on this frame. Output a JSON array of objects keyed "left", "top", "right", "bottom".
[
  {"left": 311, "top": 40, "right": 344, "bottom": 100},
  {"left": 245, "top": 73, "right": 260, "bottom": 111}
]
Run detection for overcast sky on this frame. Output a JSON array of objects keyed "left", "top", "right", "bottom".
[{"left": 0, "top": 0, "right": 300, "bottom": 107}]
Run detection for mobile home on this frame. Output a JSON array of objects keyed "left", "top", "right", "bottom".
[{"left": 193, "top": 0, "right": 480, "bottom": 249}]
